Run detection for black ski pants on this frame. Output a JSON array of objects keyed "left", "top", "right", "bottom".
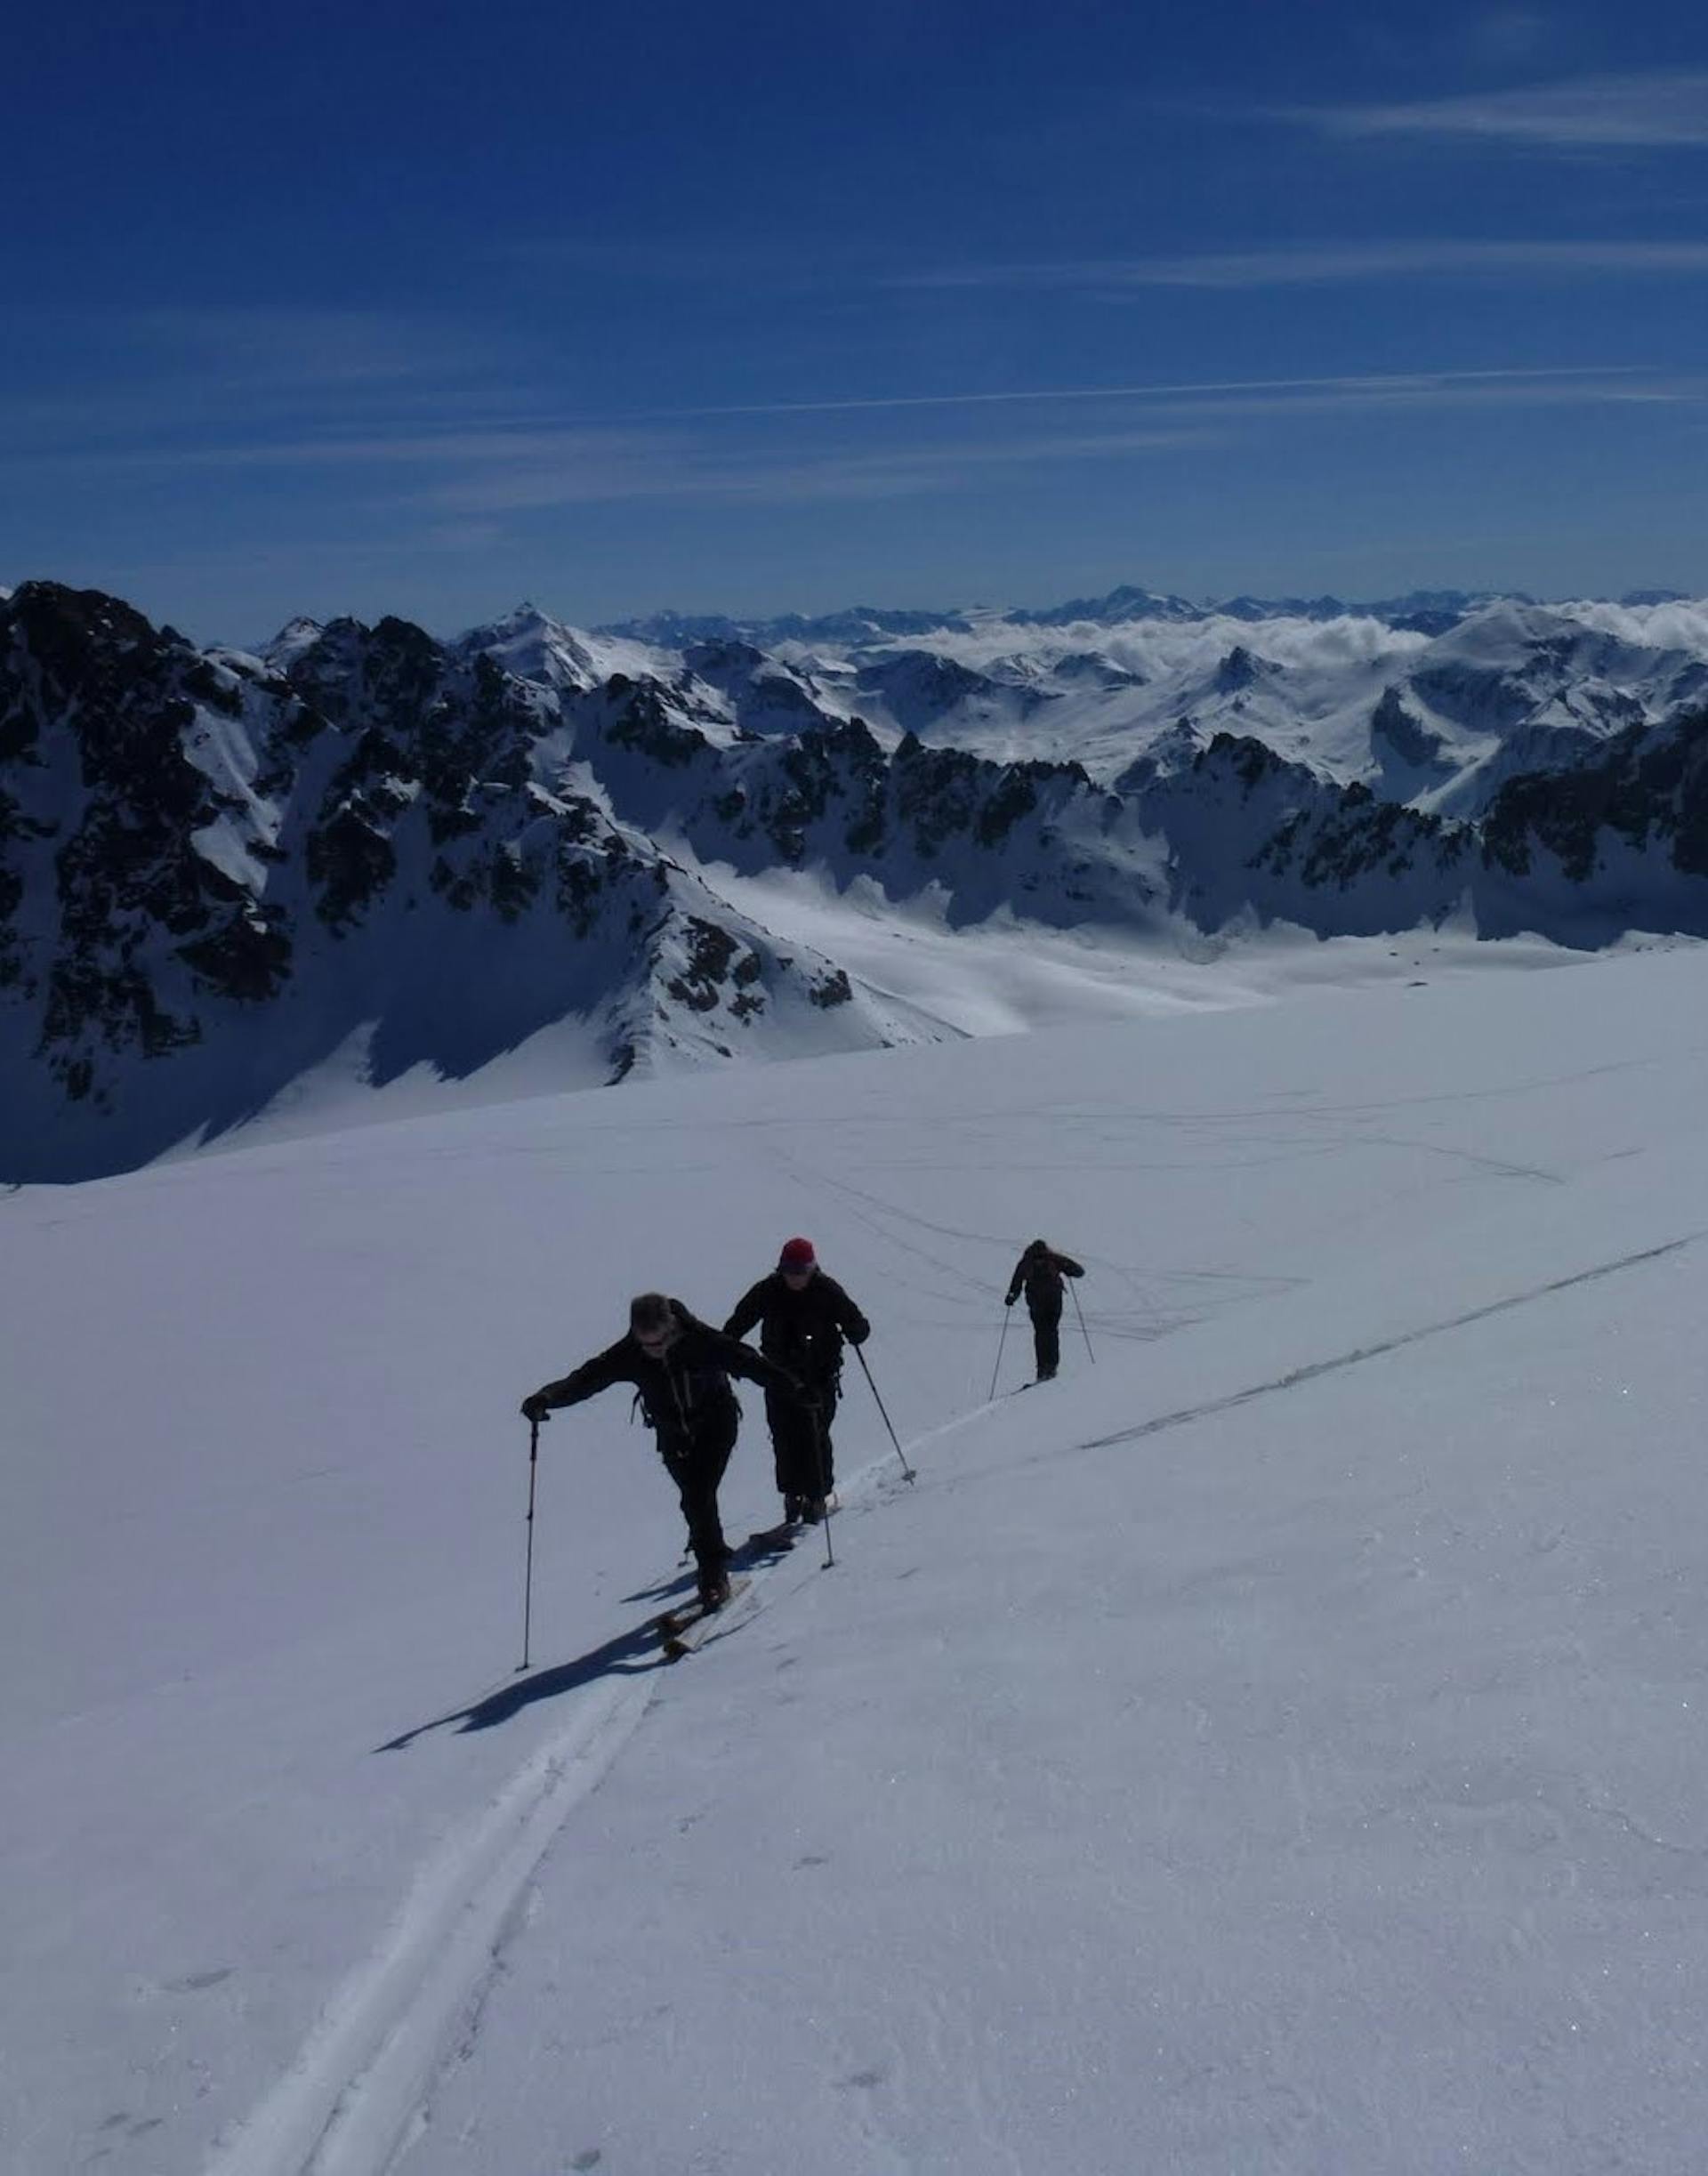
[
  {"left": 1027, "top": 1295, "right": 1063, "bottom": 1380},
  {"left": 659, "top": 1410, "right": 738, "bottom": 1573},
  {"left": 763, "top": 1382, "right": 836, "bottom": 1502}
]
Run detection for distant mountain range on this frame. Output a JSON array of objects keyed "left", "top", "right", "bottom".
[
  {"left": 3, "top": 577, "right": 1705, "bottom": 1180},
  {"left": 592, "top": 584, "right": 1692, "bottom": 646}
]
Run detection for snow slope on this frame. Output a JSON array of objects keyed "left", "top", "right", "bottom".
[{"left": 4, "top": 943, "right": 1708, "bottom": 2172}]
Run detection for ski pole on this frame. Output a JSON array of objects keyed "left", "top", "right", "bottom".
[
  {"left": 1070, "top": 1280, "right": 1095, "bottom": 1364},
  {"left": 519, "top": 1416, "right": 541, "bottom": 1672},
  {"left": 853, "top": 1344, "right": 915, "bottom": 1482},
  {"left": 810, "top": 1406, "right": 835, "bottom": 1569},
  {"left": 988, "top": 1304, "right": 1011, "bottom": 1401}
]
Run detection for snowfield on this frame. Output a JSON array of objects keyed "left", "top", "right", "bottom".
[{"left": 4, "top": 941, "right": 1708, "bottom": 2173}]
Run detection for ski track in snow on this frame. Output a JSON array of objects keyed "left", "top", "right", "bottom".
[
  {"left": 1073, "top": 1232, "right": 1701, "bottom": 1459},
  {"left": 202, "top": 1680, "right": 652, "bottom": 2176},
  {"left": 201, "top": 1493, "right": 882, "bottom": 2176},
  {"left": 201, "top": 1227, "right": 1696, "bottom": 2176}
]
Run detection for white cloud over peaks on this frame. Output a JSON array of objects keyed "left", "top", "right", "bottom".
[
  {"left": 1552, "top": 596, "right": 1708, "bottom": 648},
  {"left": 1088, "top": 613, "right": 1428, "bottom": 685}
]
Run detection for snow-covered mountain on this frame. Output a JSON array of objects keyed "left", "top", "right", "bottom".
[
  {"left": 4, "top": 576, "right": 1708, "bottom": 1180},
  {"left": 598, "top": 587, "right": 1708, "bottom": 816},
  {"left": 0, "top": 588, "right": 929, "bottom": 1181},
  {"left": 722, "top": 595, "right": 1708, "bottom": 803}
]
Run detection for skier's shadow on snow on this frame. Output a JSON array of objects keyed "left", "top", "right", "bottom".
[
  {"left": 374, "top": 1618, "right": 676, "bottom": 1750},
  {"left": 375, "top": 1535, "right": 797, "bottom": 1752}
]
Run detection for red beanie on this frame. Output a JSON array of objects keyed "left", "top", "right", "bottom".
[{"left": 778, "top": 1237, "right": 816, "bottom": 1270}]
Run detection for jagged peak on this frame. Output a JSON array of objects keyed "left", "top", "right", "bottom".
[
  {"left": 259, "top": 615, "right": 329, "bottom": 669},
  {"left": 459, "top": 599, "right": 557, "bottom": 640},
  {"left": 456, "top": 600, "right": 598, "bottom": 690},
  {"left": 1212, "top": 643, "right": 1279, "bottom": 694}
]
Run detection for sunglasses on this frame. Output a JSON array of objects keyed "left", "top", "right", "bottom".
[{"left": 635, "top": 1326, "right": 678, "bottom": 1353}]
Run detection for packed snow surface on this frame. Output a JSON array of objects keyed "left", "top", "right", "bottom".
[{"left": 4, "top": 942, "right": 1708, "bottom": 2173}]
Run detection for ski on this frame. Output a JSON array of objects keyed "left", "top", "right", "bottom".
[{"left": 654, "top": 1575, "right": 750, "bottom": 1660}]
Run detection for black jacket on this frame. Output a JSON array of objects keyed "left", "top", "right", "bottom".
[
  {"left": 724, "top": 1269, "right": 870, "bottom": 1390},
  {"left": 532, "top": 1302, "right": 802, "bottom": 1447},
  {"left": 1005, "top": 1246, "right": 1084, "bottom": 1310}
]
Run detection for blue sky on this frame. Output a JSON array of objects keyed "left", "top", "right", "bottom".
[{"left": 6, "top": 1, "right": 1708, "bottom": 639}]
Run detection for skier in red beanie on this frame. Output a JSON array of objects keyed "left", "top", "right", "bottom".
[{"left": 724, "top": 1238, "right": 871, "bottom": 1526}]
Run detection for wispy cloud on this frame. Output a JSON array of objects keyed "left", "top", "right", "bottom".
[
  {"left": 108, "top": 427, "right": 673, "bottom": 474},
  {"left": 614, "top": 363, "right": 1667, "bottom": 423},
  {"left": 412, "top": 369, "right": 1704, "bottom": 512},
  {"left": 1299, "top": 69, "right": 1708, "bottom": 149},
  {"left": 495, "top": 236, "right": 839, "bottom": 286},
  {"left": 15, "top": 415, "right": 1214, "bottom": 512},
  {"left": 126, "top": 306, "right": 503, "bottom": 387},
  {"left": 0, "top": 302, "right": 526, "bottom": 454},
  {"left": 415, "top": 423, "right": 1218, "bottom": 515},
  {"left": 508, "top": 228, "right": 1708, "bottom": 301},
  {"left": 895, "top": 240, "right": 1708, "bottom": 294},
  {"left": 9, "top": 361, "right": 1696, "bottom": 525},
  {"left": 14, "top": 365, "right": 1683, "bottom": 501},
  {"left": 1144, "top": 371, "right": 1707, "bottom": 422}
]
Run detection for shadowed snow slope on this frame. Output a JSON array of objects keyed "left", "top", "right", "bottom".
[{"left": 4, "top": 943, "right": 1708, "bottom": 2172}]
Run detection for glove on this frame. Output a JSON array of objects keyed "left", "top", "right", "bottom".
[
  {"left": 1004, "top": 1294, "right": 1016, "bottom": 1309},
  {"left": 521, "top": 1393, "right": 551, "bottom": 1424},
  {"left": 849, "top": 1327, "right": 868, "bottom": 1348}
]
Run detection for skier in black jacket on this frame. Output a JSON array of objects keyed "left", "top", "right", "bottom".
[
  {"left": 724, "top": 1237, "right": 871, "bottom": 1526},
  {"left": 521, "top": 1294, "right": 805, "bottom": 1608},
  {"left": 1004, "top": 1239, "right": 1084, "bottom": 1382}
]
